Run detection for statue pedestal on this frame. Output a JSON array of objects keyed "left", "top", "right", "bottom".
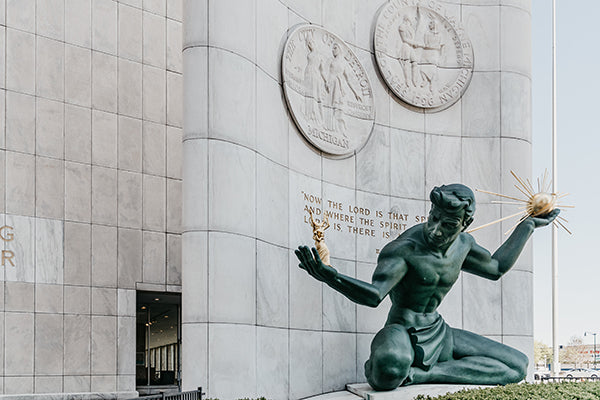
[{"left": 346, "top": 383, "right": 494, "bottom": 400}]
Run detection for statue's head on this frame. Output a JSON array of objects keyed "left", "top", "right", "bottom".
[{"left": 425, "top": 184, "right": 475, "bottom": 250}]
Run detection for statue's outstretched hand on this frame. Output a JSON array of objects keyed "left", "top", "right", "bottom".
[
  {"left": 295, "top": 245, "right": 338, "bottom": 283},
  {"left": 529, "top": 209, "right": 560, "bottom": 228}
]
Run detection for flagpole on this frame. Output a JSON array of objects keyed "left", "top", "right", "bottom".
[{"left": 551, "top": 0, "right": 560, "bottom": 375}]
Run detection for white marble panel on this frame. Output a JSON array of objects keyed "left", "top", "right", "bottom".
[
  {"left": 167, "top": 0, "right": 182, "bottom": 20},
  {"left": 322, "top": 0, "right": 355, "bottom": 44},
  {"left": 182, "top": 47, "right": 207, "bottom": 140},
  {"left": 92, "top": 52, "right": 117, "bottom": 112},
  {"left": 92, "top": 166, "right": 118, "bottom": 225},
  {"left": 91, "top": 375, "right": 117, "bottom": 392},
  {"left": 462, "top": 72, "right": 501, "bottom": 137},
  {"left": 501, "top": 73, "right": 531, "bottom": 141},
  {"left": 166, "top": 233, "right": 181, "bottom": 284},
  {"left": 167, "top": 19, "right": 182, "bottom": 73},
  {"left": 117, "top": 316, "right": 135, "bottom": 375},
  {"left": 118, "top": 171, "right": 142, "bottom": 229},
  {"left": 289, "top": 250, "right": 322, "bottom": 330},
  {"left": 324, "top": 258, "right": 356, "bottom": 332},
  {"left": 209, "top": 323, "right": 257, "bottom": 399},
  {"left": 324, "top": 332, "right": 357, "bottom": 392},
  {"left": 64, "top": 285, "right": 90, "bottom": 315},
  {"left": 6, "top": 91, "right": 35, "bottom": 154},
  {"left": 289, "top": 329, "right": 323, "bottom": 399},
  {"left": 436, "top": 273, "right": 463, "bottom": 329},
  {"left": 322, "top": 153, "right": 355, "bottom": 190},
  {"left": 117, "top": 228, "right": 142, "bottom": 289},
  {"left": 118, "top": 59, "right": 142, "bottom": 118},
  {"left": 257, "top": 326, "right": 289, "bottom": 399},
  {"left": 64, "top": 375, "right": 91, "bottom": 393},
  {"left": 118, "top": 375, "right": 136, "bottom": 392},
  {"left": 462, "top": 137, "right": 501, "bottom": 195},
  {"left": 65, "top": 104, "right": 92, "bottom": 164},
  {"left": 7, "top": 0, "right": 35, "bottom": 32},
  {"left": 357, "top": 125, "right": 390, "bottom": 195},
  {"left": 502, "top": 335, "right": 533, "bottom": 380},
  {"left": 92, "top": 0, "right": 117, "bottom": 54},
  {"left": 143, "top": 64, "right": 166, "bottom": 123},
  {"left": 501, "top": 6, "right": 531, "bottom": 76},
  {"left": 118, "top": 289, "right": 136, "bottom": 317},
  {"left": 357, "top": 332, "right": 375, "bottom": 382},
  {"left": 288, "top": 119, "right": 323, "bottom": 179},
  {"left": 257, "top": 241, "right": 288, "bottom": 328},
  {"left": 425, "top": 99, "right": 461, "bottom": 137},
  {"left": 63, "top": 222, "right": 91, "bottom": 286},
  {"left": 36, "top": 37, "right": 64, "bottom": 101},
  {"left": 142, "top": 174, "right": 166, "bottom": 231},
  {"left": 35, "top": 157, "right": 64, "bottom": 219},
  {"left": 91, "top": 225, "right": 118, "bottom": 288},
  {"left": 167, "top": 126, "right": 183, "bottom": 179},
  {"left": 355, "top": 1, "right": 386, "bottom": 51},
  {"left": 322, "top": 183, "right": 357, "bottom": 261},
  {"left": 208, "top": 48, "right": 256, "bottom": 148},
  {"left": 143, "top": 11, "right": 165, "bottom": 68},
  {"left": 182, "top": 138, "right": 207, "bottom": 231},
  {"left": 92, "top": 287, "right": 117, "bottom": 316},
  {"left": 64, "top": 44, "right": 92, "bottom": 106},
  {"left": 64, "top": 315, "right": 91, "bottom": 374},
  {"left": 388, "top": 197, "right": 426, "bottom": 235},
  {"left": 256, "top": 71, "right": 288, "bottom": 166},
  {"left": 142, "top": 231, "right": 166, "bottom": 284},
  {"left": 0, "top": 151, "right": 4, "bottom": 213},
  {"left": 36, "top": 98, "right": 64, "bottom": 159},
  {"left": 284, "top": 0, "right": 321, "bottom": 24},
  {"left": 5, "top": 282, "right": 34, "bottom": 312},
  {"left": 5, "top": 214, "right": 35, "bottom": 282},
  {"left": 500, "top": 138, "right": 531, "bottom": 198},
  {"left": 182, "top": 232, "right": 208, "bottom": 323},
  {"left": 355, "top": 192, "right": 390, "bottom": 264},
  {"left": 65, "top": 0, "right": 91, "bottom": 47},
  {"left": 257, "top": 156, "right": 289, "bottom": 247},
  {"left": 356, "top": 262, "right": 391, "bottom": 334},
  {"left": 92, "top": 109, "right": 118, "bottom": 168},
  {"left": 425, "top": 134, "right": 461, "bottom": 191},
  {"left": 5, "top": 312, "right": 34, "bottom": 375},
  {"left": 209, "top": 0, "right": 255, "bottom": 62},
  {"left": 389, "top": 99, "right": 425, "bottom": 134},
  {"left": 181, "top": 323, "right": 208, "bottom": 391},
  {"left": 91, "top": 315, "right": 117, "bottom": 374},
  {"left": 502, "top": 270, "right": 533, "bottom": 336},
  {"left": 0, "top": 92, "right": 4, "bottom": 150},
  {"left": 182, "top": 0, "right": 207, "bottom": 48},
  {"left": 118, "top": 116, "right": 142, "bottom": 172},
  {"left": 35, "top": 376, "right": 63, "bottom": 394},
  {"left": 208, "top": 140, "right": 256, "bottom": 236},
  {"left": 166, "top": 179, "right": 182, "bottom": 234},
  {"left": 468, "top": 203, "right": 502, "bottom": 252},
  {"left": 390, "top": 128, "right": 425, "bottom": 199},
  {"left": 35, "top": 283, "right": 63, "bottom": 313},
  {"left": 35, "top": 218, "right": 63, "bottom": 284},
  {"left": 0, "top": 0, "right": 4, "bottom": 26},
  {"left": 462, "top": 6, "right": 500, "bottom": 72},
  {"left": 208, "top": 232, "right": 255, "bottom": 324},
  {"left": 144, "top": 0, "right": 165, "bottom": 14},
  {"left": 34, "top": 313, "right": 63, "bottom": 374},
  {"left": 256, "top": 0, "right": 287, "bottom": 81},
  {"left": 462, "top": 272, "right": 502, "bottom": 336},
  {"left": 6, "top": 29, "right": 35, "bottom": 95},
  {"left": 143, "top": 122, "right": 166, "bottom": 177},
  {"left": 167, "top": 71, "right": 183, "bottom": 127},
  {"left": 118, "top": 3, "right": 142, "bottom": 62}
]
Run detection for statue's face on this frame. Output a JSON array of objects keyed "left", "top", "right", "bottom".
[{"left": 424, "top": 206, "right": 465, "bottom": 250}]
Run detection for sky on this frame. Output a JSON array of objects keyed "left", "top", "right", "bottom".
[{"left": 531, "top": 1, "right": 600, "bottom": 347}]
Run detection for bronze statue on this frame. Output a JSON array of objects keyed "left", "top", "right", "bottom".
[{"left": 295, "top": 184, "right": 559, "bottom": 390}]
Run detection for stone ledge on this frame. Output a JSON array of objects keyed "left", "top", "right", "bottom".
[
  {"left": 346, "top": 383, "right": 494, "bottom": 400},
  {"left": 0, "top": 392, "right": 138, "bottom": 400}
]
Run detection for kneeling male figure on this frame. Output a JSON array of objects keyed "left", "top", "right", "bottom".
[{"left": 295, "top": 184, "right": 558, "bottom": 390}]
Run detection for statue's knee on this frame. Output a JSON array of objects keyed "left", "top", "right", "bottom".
[
  {"left": 366, "top": 351, "right": 412, "bottom": 391},
  {"left": 505, "top": 352, "right": 528, "bottom": 383}
]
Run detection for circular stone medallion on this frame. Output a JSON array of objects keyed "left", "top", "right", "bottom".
[
  {"left": 374, "top": 0, "right": 474, "bottom": 112},
  {"left": 282, "top": 25, "right": 375, "bottom": 157}
]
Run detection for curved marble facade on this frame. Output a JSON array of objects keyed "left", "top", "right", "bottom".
[{"left": 182, "top": 1, "right": 532, "bottom": 399}]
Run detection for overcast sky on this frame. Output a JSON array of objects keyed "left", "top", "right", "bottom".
[{"left": 531, "top": 1, "right": 600, "bottom": 347}]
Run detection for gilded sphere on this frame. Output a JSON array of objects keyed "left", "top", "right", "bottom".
[{"left": 530, "top": 192, "right": 556, "bottom": 217}]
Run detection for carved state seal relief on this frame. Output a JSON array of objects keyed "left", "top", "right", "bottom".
[
  {"left": 374, "top": 0, "right": 474, "bottom": 112},
  {"left": 282, "top": 25, "right": 375, "bottom": 157}
]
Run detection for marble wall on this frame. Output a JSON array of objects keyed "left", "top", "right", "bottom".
[
  {"left": 182, "top": 0, "right": 533, "bottom": 399},
  {"left": 0, "top": 0, "right": 182, "bottom": 396}
]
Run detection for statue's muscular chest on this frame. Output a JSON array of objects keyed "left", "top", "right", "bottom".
[{"left": 403, "top": 245, "right": 470, "bottom": 291}]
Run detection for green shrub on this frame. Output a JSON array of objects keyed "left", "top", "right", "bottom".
[{"left": 414, "top": 382, "right": 600, "bottom": 400}]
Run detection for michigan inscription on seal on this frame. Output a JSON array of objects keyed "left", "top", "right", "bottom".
[
  {"left": 374, "top": 0, "right": 474, "bottom": 112},
  {"left": 282, "top": 25, "right": 375, "bottom": 157}
]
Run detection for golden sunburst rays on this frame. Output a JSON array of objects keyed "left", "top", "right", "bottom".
[{"left": 467, "top": 170, "right": 573, "bottom": 235}]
